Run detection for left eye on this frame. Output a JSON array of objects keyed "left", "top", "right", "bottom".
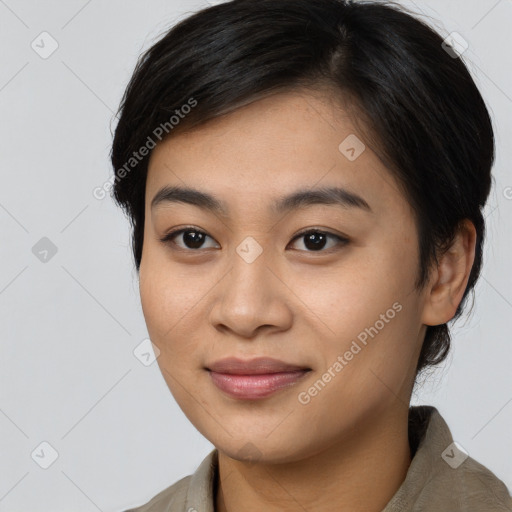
[{"left": 288, "top": 229, "right": 348, "bottom": 252}]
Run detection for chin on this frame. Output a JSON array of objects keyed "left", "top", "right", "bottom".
[{"left": 208, "top": 429, "right": 322, "bottom": 465}]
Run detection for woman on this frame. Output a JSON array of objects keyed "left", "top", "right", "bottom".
[{"left": 111, "top": 0, "right": 512, "bottom": 510}]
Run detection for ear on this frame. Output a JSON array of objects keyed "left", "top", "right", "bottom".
[{"left": 421, "top": 219, "right": 477, "bottom": 326}]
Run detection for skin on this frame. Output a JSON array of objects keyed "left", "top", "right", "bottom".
[{"left": 139, "top": 89, "right": 476, "bottom": 512}]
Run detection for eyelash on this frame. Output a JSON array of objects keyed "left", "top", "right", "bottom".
[{"left": 159, "top": 226, "right": 349, "bottom": 253}]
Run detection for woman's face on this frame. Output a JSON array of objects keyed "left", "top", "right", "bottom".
[{"left": 140, "top": 89, "right": 430, "bottom": 463}]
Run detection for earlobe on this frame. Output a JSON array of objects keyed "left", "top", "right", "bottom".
[{"left": 420, "top": 220, "right": 477, "bottom": 326}]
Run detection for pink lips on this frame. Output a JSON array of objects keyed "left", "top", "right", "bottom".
[{"left": 206, "top": 357, "right": 311, "bottom": 400}]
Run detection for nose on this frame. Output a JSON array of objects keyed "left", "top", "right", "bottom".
[{"left": 208, "top": 243, "right": 293, "bottom": 339}]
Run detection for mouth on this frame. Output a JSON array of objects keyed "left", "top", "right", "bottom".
[{"left": 205, "top": 357, "right": 312, "bottom": 400}]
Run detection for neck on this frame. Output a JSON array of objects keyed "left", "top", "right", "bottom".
[{"left": 215, "top": 406, "right": 412, "bottom": 512}]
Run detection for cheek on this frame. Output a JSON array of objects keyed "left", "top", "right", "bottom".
[
  {"left": 290, "top": 249, "right": 411, "bottom": 329},
  {"left": 139, "top": 266, "right": 204, "bottom": 404},
  {"left": 296, "top": 242, "right": 420, "bottom": 370},
  {"left": 139, "top": 248, "right": 183, "bottom": 347},
  {"left": 138, "top": 248, "right": 215, "bottom": 365}
]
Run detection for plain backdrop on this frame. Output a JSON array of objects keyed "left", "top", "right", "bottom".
[{"left": 0, "top": 0, "right": 511, "bottom": 510}]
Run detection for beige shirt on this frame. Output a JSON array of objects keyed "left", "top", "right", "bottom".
[{"left": 125, "top": 405, "right": 512, "bottom": 511}]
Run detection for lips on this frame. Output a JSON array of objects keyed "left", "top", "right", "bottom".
[
  {"left": 206, "top": 356, "right": 311, "bottom": 375},
  {"left": 205, "top": 357, "right": 311, "bottom": 400}
]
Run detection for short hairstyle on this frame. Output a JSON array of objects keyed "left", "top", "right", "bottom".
[{"left": 110, "top": 0, "right": 495, "bottom": 379}]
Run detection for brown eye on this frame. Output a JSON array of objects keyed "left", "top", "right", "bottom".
[
  {"left": 288, "top": 229, "right": 349, "bottom": 252},
  {"left": 160, "top": 228, "right": 220, "bottom": 250}
]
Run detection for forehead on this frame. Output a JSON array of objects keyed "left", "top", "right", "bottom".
[{"left": 145, "top": 89, "right": 408, "bottom": 218}]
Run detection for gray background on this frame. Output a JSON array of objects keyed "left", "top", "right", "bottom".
[{"left": 0, "top": 0, "right": 510, "bottom": 510}]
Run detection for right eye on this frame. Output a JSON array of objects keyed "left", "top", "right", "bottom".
[{"left": 159, "top": 227, "right": 220, "bottom": 251}]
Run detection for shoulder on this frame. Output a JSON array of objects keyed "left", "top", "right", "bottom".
[
  {"left": 421, "top": 451, "right": 512, "bottom": 511},
  {"left": 122, "top": 448, "right": 218, "bottom": 512},
  {"left": 404, "top": 406, "right": 512, "bottom": 511},
  {"left": 123, "top": 475, "right": 192, "bottom": 512}
]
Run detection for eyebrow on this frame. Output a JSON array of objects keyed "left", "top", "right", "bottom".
[{"left": 151, "top": 184, "right": 372, "bottom": 216}]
